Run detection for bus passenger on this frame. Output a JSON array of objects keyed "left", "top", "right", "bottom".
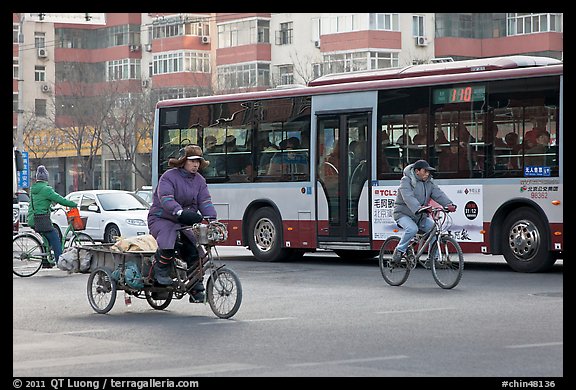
[
  {"left": 257, "top": 138, "right": 279, "bottom": 174},
  {"left": 147, "top": 145, "right": 217, "bottom": 303},
  {"left": 225, "top": 135, "right": 253, "bottom": 176},
  {"left": 525, "top": 130, "right": 552, "bottom": 166},
  {"left": 267, "top": 137, "right": 307, "bottom": 176},
  {"left": 503, "top": 132, "right": 521, "bottom": 169}
]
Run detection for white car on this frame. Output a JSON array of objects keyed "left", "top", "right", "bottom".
[
  {"left": 51, "top": 190, "right": 150, "bottom": 243},
  {"left": 16, "top": 190, "right": 30, "bottom": 225}
]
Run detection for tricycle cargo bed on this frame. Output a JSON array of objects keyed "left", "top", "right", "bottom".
[{"left": 79, "top": 243, "right": 155, "bottom": 273}]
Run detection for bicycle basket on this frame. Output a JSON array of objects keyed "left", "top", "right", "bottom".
[
  {"left": 66, "top": 208, "right": 87, "bottom": 231},
  {"left": 191, "top": 221, "right": 228, "bottom": 245}
]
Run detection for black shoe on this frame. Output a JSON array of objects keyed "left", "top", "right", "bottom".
[
  {"left": 189, "top": 290, "right": 205, "bottom": 303},
  {"left": 41, "top": 262, "right": 54, "bottom": 269},
  {"left": 153, "top": 263, "right": 173, "bottom": 285}
]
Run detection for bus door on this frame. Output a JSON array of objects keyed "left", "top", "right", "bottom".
[{"left": 316, "top": 112, "right": 370, "bottom": 244}]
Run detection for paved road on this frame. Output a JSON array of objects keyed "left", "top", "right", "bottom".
[{"left": 13, "top": 248, "right": 563, "bottom": 379}]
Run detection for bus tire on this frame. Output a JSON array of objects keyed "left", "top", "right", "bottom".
[
  {"left": 501, "top": 207, "right": 555, "bottom": 273},
  {"left": 248, "top": 207, "right": 290, "bottom": 262}
]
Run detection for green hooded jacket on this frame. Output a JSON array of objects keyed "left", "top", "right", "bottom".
[{"left": 28, "top": 181, "right": 77, "bottom": 228}]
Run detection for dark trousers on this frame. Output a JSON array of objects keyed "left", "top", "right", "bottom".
[{"left": 43, "top": 228, "right": 62, "bottom": 263}]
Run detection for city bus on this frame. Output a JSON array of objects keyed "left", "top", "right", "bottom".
[{"left": 152, "top": 55, "right": 562, "bottom": 273}]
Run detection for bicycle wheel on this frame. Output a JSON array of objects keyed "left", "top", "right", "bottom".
[
  {"left": 13, "top": 233, "right": 46, "bottom": 277},
  {"left": 206, "top": 267, "right": 242, "bottom": 319},
  {"left": 378, "top": 236, "right": 410, "bottom": 286},
  {"left": 431, "top": 235, "right": 464, "bottom": 289},
  {"left": 145, "top": 289, "right": 173, "bottom": 310},
  {"left": 87, "top": 267, "right": 117, "bottom": 314},
  {"left": 66, "top": 232, "right": 95, "bottom": 248}
]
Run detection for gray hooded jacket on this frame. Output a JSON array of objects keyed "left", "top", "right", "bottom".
[{"left": 393, "top": 163, "right": 453, "bottom": 221}]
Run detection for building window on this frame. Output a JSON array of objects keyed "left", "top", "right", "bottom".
[
  {"left": 106, "top": 59, "right": 141, "bottom": 81},
  {"left": 321, "top": 14, "right": 360, "bottom": 33},
  {"left": 369, "top": 13, "right": 399, "bottom": 31},
  {"left": 152, "top": 15, "right": 209, "bottom": 39},
  {"left": 13, "top": 24, "right": 19, "bottom": 43},
  {"left": 507, "top": 13, "right": 562, "bottom": 35},
  {"left": 13, "top": 93, "right": 18, "bottom": 112},
  {"left": 35, "top": 65, "right": 46, "bottom": 82},
  {"left": 34, "top": 32, "right": 46, "bottom": 49},
  {"left": 412, "top": 15, "right": 425, "bottom": 37},
  {"left": 217, "top": 62, "right": 270, "bottom": 90},
  {"left": 152, "top": 51, "right": 210, "bottom": 75},
  {"left": 13, "top": 59, "right": 19, "bottom": 79},
  {"left": 322, "top": 51, "right": 399, "bottom": 75},
  {"left": 218, "top": 18, "right": 270, "bottom": 48},
  {"left": 35, "top": 99, "right": 47, "bottom": 117},
  {"left": 276, "top": 22, "right": 293, "bottom": 45},
  {"left": 370, "top": 51, "right": 399, "bottom": 70},
  {"left": 277, "top": 64, "right": 294, "bottom": 85}
]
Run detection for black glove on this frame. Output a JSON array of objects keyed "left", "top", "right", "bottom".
[{"left": 177, "top": 210, "right": 203, "bottom": 225}]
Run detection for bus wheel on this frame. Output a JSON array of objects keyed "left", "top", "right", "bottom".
[
  {"left": 248, "top": 207, "right": 290, "bottom": 262},
  {"left": 501, "top": 207, "right": 555, "bottom": 273}
]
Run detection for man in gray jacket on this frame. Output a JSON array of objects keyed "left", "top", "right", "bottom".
[{"left": 392, "top": 160, "right": 457, "bottom": 262}]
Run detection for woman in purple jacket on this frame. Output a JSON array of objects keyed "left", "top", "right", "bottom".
[{"left": 148, "top": 144, "right": 217, "bottom": 302}]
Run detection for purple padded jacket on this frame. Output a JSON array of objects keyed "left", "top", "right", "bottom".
[{"left": 148, "top": 167, "right": 216, "bottom": 249}]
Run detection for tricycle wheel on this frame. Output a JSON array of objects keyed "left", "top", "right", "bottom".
[
  {"left": 145, "top": 289, "right": 173, "bottom": 310},
  {"left": 87, "top": 267, "right": 116, "bottom": 314},
  {"left": 206, "top": 267, "right": 242, "bottom": 319}
]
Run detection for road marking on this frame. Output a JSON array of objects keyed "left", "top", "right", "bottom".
[
  {"left": 198, "top": 317, "right": 296, "bottom": 325},
  {"left": 13, "top": 351, "right": 157, "bottom": 370},
  {"left": 110, "top": 363, "right": 261, "bottom": 377},
  {"left": 288, "top": 355, "right": 409, "bottom": 367},
  {"left": 57, "top": 329, "right": 110, "bottom": 335},
  {"left": 375, "top": 307, "right": 455, "bottom": 314},
  {"left": 505, "top": 342, "right": 563, "bottom": 349}
]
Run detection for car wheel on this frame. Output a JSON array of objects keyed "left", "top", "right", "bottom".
[{"left": 104, "top": 224, "right": 121, "bottom": 243}]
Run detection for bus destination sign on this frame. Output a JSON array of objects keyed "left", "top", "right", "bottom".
[{"left": 433, "top": 85, "right": 485, "bottom": 104}]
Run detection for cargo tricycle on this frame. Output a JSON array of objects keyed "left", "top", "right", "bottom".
[{"left": 84, "top": 221, "right": 242, "bottom": 319}]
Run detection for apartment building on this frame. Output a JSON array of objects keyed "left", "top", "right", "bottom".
[{"left": 13, "top": 12, "right": 563, "bottom": 194}]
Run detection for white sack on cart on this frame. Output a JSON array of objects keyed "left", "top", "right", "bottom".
[
  {"left": 57, "top": 247, "right": 92, "bottom": 273},
  {"left": 57, "top": 247, "right": 79, "bottom": 273}
]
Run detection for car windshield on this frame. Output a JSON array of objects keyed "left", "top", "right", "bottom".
[
  {"left": 96, "top": 192, "right": 150, "bottom": 211},
  {"left": 17, "top": 192, "right": 30, "bottom": 203}
]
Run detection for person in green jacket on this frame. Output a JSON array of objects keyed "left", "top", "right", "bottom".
[{"left": 29, "top": 165, "right": 77, "bottom": 268}]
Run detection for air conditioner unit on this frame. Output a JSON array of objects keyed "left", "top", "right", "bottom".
[
  {"left": 129, "top": 44, "right": 141, "bottom": 52},
  {"left": 141, "top": 79, "right": 149, "bottom": 88},
  {"left": 144, "top": 43, "right": 152, "bottom": 52},
  {"left": 37, "top": 48, "right": 48, "bottom": 58},
  {"left": 201, "top": 36, "right": 210, "bottom": 44},
  {"left": 41, "top": 84, "right": 50, "bottom": 93},
  {"left": 314, "top": 40, "right": 321, "bottom": 48},
  {"left": 416, "top": 36, "right": 428, "bottom": 47}
]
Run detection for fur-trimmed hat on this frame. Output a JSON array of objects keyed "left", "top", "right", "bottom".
[
  {"left": 168, "top": 144, "right": 210, "bottom": 170},
  {"left": 36, "top": 165, "right": 49, "bottom": 181}
]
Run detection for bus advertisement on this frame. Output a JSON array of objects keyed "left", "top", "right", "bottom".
[{"left": 152, "top": 55, "right": 562, "bottom": 273}]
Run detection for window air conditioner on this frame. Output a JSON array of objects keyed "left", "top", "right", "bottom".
[
  {"left": 201, "top": 36, "right": 210, "bottom": 44},
  {"left": 41, "top": 84, "right": 50, "bottom": 93},
  {"left": 37, "top": 48, "right": 48, "bottom": 58},
  {"left": 314, "top": 40, "right": 321, "bottom": 48},
  {"left": 141, "top": 80, "right": 149, "bottom": 88},
  {"left": 416, "top": 36, "right": 428, "bottom": 47},
  {"left": 129, "top": 44, "right": 141, "bottom": 52},
  {"left": 144, "top": 43, "right": 152, "bottom": 52}
]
